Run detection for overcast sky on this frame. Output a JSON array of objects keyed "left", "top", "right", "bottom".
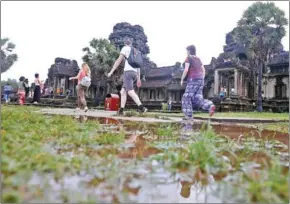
[{"left": 1, "top": 1, "right": 289, "bottom": 82}]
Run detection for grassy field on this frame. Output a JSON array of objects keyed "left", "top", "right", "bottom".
[
  {"left": 1, "top": 106, "right": 289, "bottom": 203},
  {"left": 145, "top": 111, "right": 289, "bottom": 120}
]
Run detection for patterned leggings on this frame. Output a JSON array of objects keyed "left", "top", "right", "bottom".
[{"left": 182, "top": 79, "right": 213, "bottom": 118}]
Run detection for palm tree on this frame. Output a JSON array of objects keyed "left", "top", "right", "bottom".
[
  {"left": 1, "top": 38, "right": 18, "bottom": 74},
  {"left": 232, "top": 2, "right": 288, "bottom": 112},
  {"left": 82, "top": 38, "right": 122, "bottom": 91}
]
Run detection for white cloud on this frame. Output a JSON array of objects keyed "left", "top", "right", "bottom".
[{"left": 1, "top": 1, "right": 289, "bottom": 83}]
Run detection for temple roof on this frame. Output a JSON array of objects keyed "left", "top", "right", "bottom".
[
  {"left": 145, "top": 66, "right": 175, "bottom": 78},
  {"left": 268, "top": 51, "right": 289, "bottom": 66},
  {"left": 141, "top": 79, "right": 171, "bottom": 88},
  {"left": 48, "top": 58, "right": 79, "bottom": 77},
  {"left": 167, "top": 83, "right": 186, "bottom": 91}
]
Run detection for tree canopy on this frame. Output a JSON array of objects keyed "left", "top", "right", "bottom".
[
  {"left": 1, "top": 38, "right": 18, "bottom": 74},
  {"left": 82, "top": 38, "right": 122, "bottom": 91},
  {"left": 82, "top": 38, "right": 119, "bottom": 74},
  {"left": 232, "top": 2, "right": 288, "bottom": 111}
]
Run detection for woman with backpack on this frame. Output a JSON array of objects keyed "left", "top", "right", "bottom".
[
  {"left": 180, "top": 45, "right": 215, "bottom": 120},
  {"left": 69, "top": 63, "right": 91, "bottom": 112}
]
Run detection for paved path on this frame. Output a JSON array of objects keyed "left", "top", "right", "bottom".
[
  {"left": 37, "top": 108, "right": 184, "bottom": 123},
  {"left": 37, "top": 108, "right": 286, "bottom": 124}
]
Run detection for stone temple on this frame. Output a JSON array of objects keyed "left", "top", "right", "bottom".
[{"left": 45, "top": 22, "right": 289, "bottom": 112}]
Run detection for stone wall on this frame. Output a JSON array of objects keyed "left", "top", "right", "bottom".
[{"left": 262, "top": 76, "right": 289, "bottom": 99}]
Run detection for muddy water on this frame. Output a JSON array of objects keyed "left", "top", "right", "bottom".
[
  {"left": 211, "top": 124, "right": 289, "bottom": 146},
  {"left": 34, "top": 115, "right": 289, "bottom": 203},
  {"left": 78, "top": 116, "right": 289, "bottom": 146}
]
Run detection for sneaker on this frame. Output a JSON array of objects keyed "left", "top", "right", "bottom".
[
  {"left": 139, "top": 106, "right": 148, "bottom": 114},
  {"left": 33, "top": 101, "right": 38, "bottom": 104},
  {"left": 209, "top": 105, "right": 216, "bottom": 117},
  {"left": 84, "top": 107, "right": 89, "bottom": 112},
  {"left": 118, "top": 108, "right": 124, "bottom": 116}
]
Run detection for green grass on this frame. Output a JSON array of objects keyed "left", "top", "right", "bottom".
[
  {"left": 261, "top": 122, "right": 289, "bottom": 133},
  {"left": 120, "top": 109, "right": 289, "bottom": 120},
  {"left": 2, "top": 106, "right": 289, "bottom": 203},
  {"left": 145, "top": 111, "right": 289, "bottom": 120}
]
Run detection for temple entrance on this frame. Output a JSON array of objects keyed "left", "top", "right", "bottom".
[{"left": 275, "top": 77, "right": 287, "bottom": 98}]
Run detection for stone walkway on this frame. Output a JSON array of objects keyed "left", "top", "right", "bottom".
[
  {"left": 37, "top": 108, "right": 184, "bottom": 123},
  {"left": 37, "top": 108, "right": 287, "bottom": 124}
]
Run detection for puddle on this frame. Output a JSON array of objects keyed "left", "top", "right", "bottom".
[
  {"left": 80, "top": 116, "right": 289, "bottom": 146},
  {"left": 29, "top": 115, "right": 289, "bottom": 203}
]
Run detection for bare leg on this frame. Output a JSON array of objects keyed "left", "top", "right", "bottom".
[
  {"left": 127, "top": 90, "right": 142, "bottom": 106},
  {"left": 78, "top": 88, "right": 87, "bottom": 108},
  {"left": 76, "top": 85, "right": 81, "bottom": 109},
  {"left": 120, "top": 88, "right": 127, "bottom": 108}
]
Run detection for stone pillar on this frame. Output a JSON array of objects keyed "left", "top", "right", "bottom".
[
  {"left": 214, "top": 70, "right": 219, "bottom": 95},
  {"left": 234, "top": 69, "right": 238, "bottom": 95}
]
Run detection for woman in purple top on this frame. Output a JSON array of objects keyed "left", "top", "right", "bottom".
[{"left": 180, "top": 45, "right": 215, "bottom": 120}]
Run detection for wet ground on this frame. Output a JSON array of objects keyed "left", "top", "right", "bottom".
[{"left": 22, "top": 115, "right": 289, "bottom": 203}]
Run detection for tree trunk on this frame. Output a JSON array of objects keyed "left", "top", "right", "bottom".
[{"left": 257, "top": 62, "right": 263, "bottom": 112}]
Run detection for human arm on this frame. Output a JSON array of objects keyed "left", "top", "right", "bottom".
[
  {"left": 108, "top": 54, "right": 125, "bottom": 77},
  {"left": 180, "top": 62, "right": 190, "bottom": 86},
  {"left": 136, "top": 68, "right": 141, "bottom": 87},
  {"left": 69, "top": 71, "right": 81, "bottom": 80}
]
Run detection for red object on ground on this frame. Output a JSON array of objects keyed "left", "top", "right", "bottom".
[
  {"left": 105, "top": 94, "right": 120, "bottom": 111},
  {"left": 18, "top": 91, "right": 25, "bottom": 105}
]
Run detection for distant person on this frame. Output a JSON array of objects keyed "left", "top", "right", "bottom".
[
  {"left": 32, "top": 73, "right": 42, "bottom": 104},
  {"left": 94, "top": 94, "right": 100, "bottom": 107},
  {"left": 69, "top": 63, "right": 91, "bottom": 112},
  {"left": 219, "top": 87, "right": 225, "bottom": 100},
  {"left": 17, "top": 76, "right": 26, "bottom": 105},
  {"left": 23, "top": 78, "right": 30, "bottom": 98},
  {"left": 107, "top": 38, "right": 147, "bottom": 116},
  {"left": 180, "top": 45, "right": 215, "bottom": 120},
  {"left": 224, "top": 86, "right": 227, "bottom": 97},
  {"left": 50, "top": 87, "right": 54, "bottom": 98},
  {"left": 3, "top": 83, "right": 12, "bottom": 103},
  {"left": 167, "top": 97, "right": 172, "bottom": 112}
]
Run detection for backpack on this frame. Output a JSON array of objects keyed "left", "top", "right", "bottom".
[
  {"left": 80, "top": 76, "right": 91, "bottom": 88},
  {"left": 125, "top": 46, "right": 143, "bottom": 68}
]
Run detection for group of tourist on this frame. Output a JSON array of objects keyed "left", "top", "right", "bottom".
[
  {"left": 106, "top": 38, "right": 215, "bottom": 119},
  {"left": 3, "top": 73, "right": 43, "bottom": 105},
  {"left": 8, "top": 38, "right": 216, "bottom": 120}
]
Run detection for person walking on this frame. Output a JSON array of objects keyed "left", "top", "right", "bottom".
[
  {"left": 107, "top": 38, "right": 147, "bottom": 116},
  {"left": 69, "top": 63, "right": 91, "bottom": 112},
  {"left": 3, "top": 83, "right": 12, "bottom": 103},
  {"left": 32, "top": 73, "right": 42, "bottom": 104},
  {"left": 23, "top": 78, "right": 30, "bottom": 98},
  {"left": 17, "top": 76, "right": 26, "bottom": 105},
  {"left": 180, "top": 45, "right": 215, "bottom": 120},
  {"left": 168, "top": 97, "right": 172, "bottom": 112}
]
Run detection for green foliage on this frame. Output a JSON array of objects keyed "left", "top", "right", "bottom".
[
  {"left": 1, "top": 38, "right": 18, "bottom": 74},
  {"left": 1, "top": 78, "right": 18, "bottom": 89},
  {"left": 82, "top": 38, "right": 122, "bottom": 91},
  {"left": 232, "top": 2, "right": 288, "bottom": 112},
  {"left": 82, "top": 38, "right": 119, "bottom": 73},
  {"left": 2, "top": 106, "right": 289, "bottom": 203},
  {"left": 233, "top": 2, "right": 287, "bottom": 60},
  {"left": 161, "top": 103, "right": 168, "bottom": 111}
]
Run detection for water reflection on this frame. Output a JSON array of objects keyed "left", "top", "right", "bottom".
[{"left": 74, "top": 115, "right": 88, "bottom": 123}]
